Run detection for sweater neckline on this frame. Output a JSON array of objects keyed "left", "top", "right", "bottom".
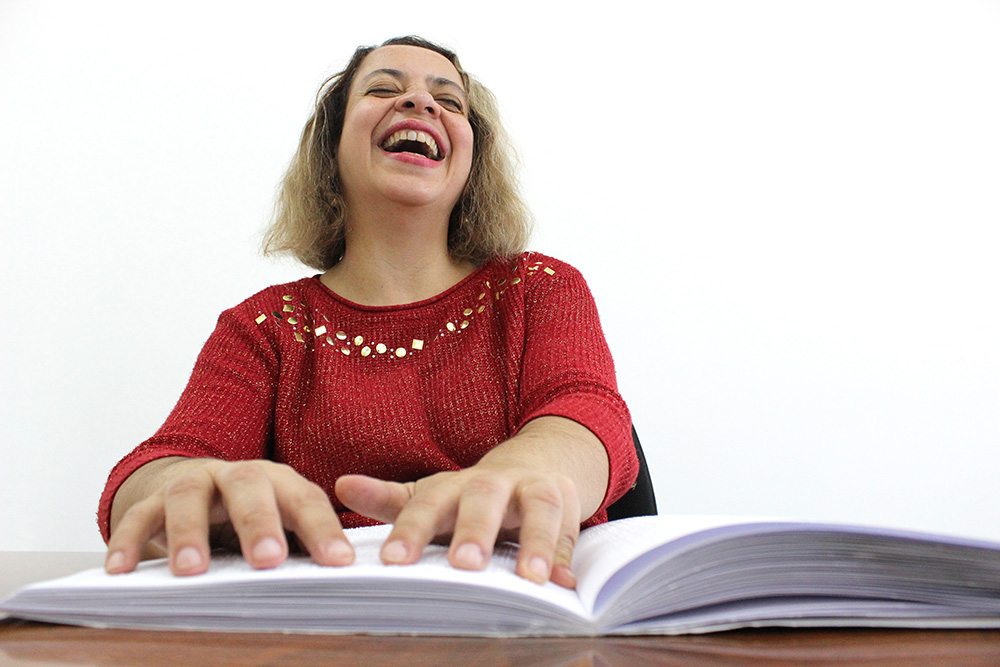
[{"left": 309, "top": 260, "right": 494, "bottom": 313}]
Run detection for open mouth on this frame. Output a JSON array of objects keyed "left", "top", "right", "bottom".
[{"left": 380, "top": 129, "right": 443, "bottom": 161}]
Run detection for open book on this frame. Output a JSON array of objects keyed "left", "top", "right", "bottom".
[{"left": 4, "top": 515, "right": 1000, "bottom": 636}]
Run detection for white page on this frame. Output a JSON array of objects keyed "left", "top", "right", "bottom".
[
  {"left": 572, "top": 515, "right": 769, "bottom": 614},
  {"left": 6, "top": 524, "right": 588, "bottom": 627}
]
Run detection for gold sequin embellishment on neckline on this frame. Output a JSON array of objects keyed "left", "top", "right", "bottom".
[{"left": 255, "top": 256, "right": 556, "bottom": 359}]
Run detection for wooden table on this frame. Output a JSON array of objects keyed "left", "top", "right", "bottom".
[{"left": 3, "top": 552, "right": 1000, "bottom": 666}]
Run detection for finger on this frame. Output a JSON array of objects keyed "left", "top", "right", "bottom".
[
  {"left": 105, "top": 495, "right": 167, "bottom": 574},
  {"left": 447, "top": 475, "right": 512, "bottom": 572},
  {"left": 549, "top": 512, "right": 581, "bottom": 590},
  {"left": 160, "top": 467, "right": 218, "bottom": 576},
  {"left": 213, "top": 461, "right": 288, "bottom": 570},
  {"left": 380, "top": 477, "right": 459, "bottom": 566},
  {"left": 335, "top": 474, "right": 413, "bottom": 523},
  {"left": 514, "top": 477, "right": 579, "bottom": 587},
  {"left": 274, "top": 473, "right": 354, "bottom": 566}
]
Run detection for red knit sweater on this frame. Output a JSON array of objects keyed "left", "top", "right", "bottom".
[{"left": 98, "top": 252, "right": 636, "bottom": 541}]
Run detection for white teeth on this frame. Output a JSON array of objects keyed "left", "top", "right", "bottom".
[{"left": 382, "top": 129, "right": 440, "bottom": 160}]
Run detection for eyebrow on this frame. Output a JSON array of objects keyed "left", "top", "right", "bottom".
[{"left": 361, "top": 68, "right": 467, "bottom": 100}]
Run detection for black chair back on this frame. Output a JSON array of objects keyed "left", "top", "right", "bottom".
[{"left": 606, "top": 426, "right": 657, "bottom": 521}]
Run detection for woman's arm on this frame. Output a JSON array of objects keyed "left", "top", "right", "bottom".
[{"left": 103, "top": 294, "right": 355, "bottom": 576}]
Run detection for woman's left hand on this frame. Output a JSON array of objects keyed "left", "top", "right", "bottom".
[
  {"left": 334, "top": 416, "right": 610, "bottom": 589},
  {"left": 335, "top": 465, "right": 581, "bottom": 588}
]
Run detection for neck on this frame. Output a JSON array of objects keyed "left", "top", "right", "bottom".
[{"left": 321, "top": 206, "right": 476, "bottom": 306}]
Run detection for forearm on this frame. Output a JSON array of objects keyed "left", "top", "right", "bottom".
[{"left": 476, "top": 415, "right": 610, "bottom": 521}]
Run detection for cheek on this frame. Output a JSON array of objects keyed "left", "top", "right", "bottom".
[
  {"left": 336, "top": 110, "right": 378, "bottom": 175},
  {"left": 452, "top": 124, "right": 475, "bottom": 175},
  {"left": 340, "top": 101, "right": 380, "bottom": 149}
]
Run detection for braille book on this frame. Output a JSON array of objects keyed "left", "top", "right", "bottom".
[{"left": 5, "top": 515, "right": 1000, "bottom": 636}]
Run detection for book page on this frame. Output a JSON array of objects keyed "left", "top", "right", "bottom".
[
  {"left": 5, "top": 524, "right": 591, "bottom": 635},
  {"left": 572, "top": 515, "right": 764, "bottom": 613},
  {"left": 574, "top": 516, "right": 1000, "bottom": 633}
]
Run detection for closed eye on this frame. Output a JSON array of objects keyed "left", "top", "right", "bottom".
[{"left": 436, "top": 97, "right": 464, "bottom": 113}]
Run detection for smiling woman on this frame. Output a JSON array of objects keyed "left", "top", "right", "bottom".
[
  {"left": 264, "top": 36, "right": 531, "bottom": 272},
  {"left": 330, "top": 44, "right": 476, "bottom": 265},
  {"left": 98, "top": 35, "right": 637, "bottom": 591}
]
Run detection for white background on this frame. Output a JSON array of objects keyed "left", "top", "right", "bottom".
[{"left": 1, "top": 1, "right": 997, "bottom": 552}]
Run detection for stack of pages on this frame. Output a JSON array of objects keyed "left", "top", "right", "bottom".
[{"left": 4, "top": 515, "right": 1000, "bottom": 636}]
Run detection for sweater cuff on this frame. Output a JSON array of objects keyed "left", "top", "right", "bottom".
[{"left": 96, "top": 446, "right": 205, "bottom": 543}]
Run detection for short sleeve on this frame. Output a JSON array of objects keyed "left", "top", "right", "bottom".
[{"left": 97, "top": 304, "right": 280, "bottom": 542}]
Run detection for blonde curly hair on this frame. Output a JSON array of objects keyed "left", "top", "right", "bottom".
[{"left": 263, "top": 36, "right": 533, "bottom": 270}]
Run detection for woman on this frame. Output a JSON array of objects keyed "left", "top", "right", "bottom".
[{"left": 100, "top": 36, "right": 637, "bottom": 589}]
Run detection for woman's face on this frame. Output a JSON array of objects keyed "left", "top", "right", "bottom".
[{"left": 336, "top": 45, "right": 474, "bottom": 220}]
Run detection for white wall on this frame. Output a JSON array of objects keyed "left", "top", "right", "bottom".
[{"left": 1, "top": 0, "right": 997, "bottom": 552}]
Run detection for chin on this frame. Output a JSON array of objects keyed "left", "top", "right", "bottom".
[{"left": 382, "top": 183, "right": 460, "bottom": 212}]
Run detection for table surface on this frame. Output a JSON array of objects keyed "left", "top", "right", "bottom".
[{"left": 3, "top": 551, "right": 1000, "bottom": 666}]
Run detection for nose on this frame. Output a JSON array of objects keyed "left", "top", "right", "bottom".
[{"left": 394, "top": 90, "right": 440, "bottom": 118}]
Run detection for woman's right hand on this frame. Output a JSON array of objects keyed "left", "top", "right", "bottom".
[{"left": 104, "top": 457, "right": 354, "bottom": 576}]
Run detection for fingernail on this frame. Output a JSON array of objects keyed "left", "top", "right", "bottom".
[
  {"left": 453, "top": 543, "right": 485, "bottom": 569},
  {"left": 175, "top": 546, "right": 203, "bottom": 571},
  {"left": 555, "top": 564, "right": 578, "bottom": 589},
  {"left": 528, "top": 556, "right": 549, "bottom": 582},
  {"left": 105, "top": 551, "right": 126, "bottom": 574},
  {"left": 320, "top": 539, "right": 354, "bottom": 565},
  {"left": 252, "top": 537, "right": 283, "bottom": 564},
  {"left": 382, "top": 540, "right": 408, "bottom": 564}
]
